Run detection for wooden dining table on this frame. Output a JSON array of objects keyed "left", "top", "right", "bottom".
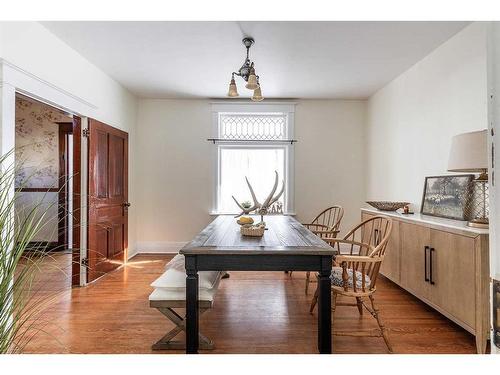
[{"left": 179, "top": 214, "right": 337, "bottom": 354}]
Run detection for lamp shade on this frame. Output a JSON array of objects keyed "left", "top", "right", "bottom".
[
  {"left": 227, "top": 78, "right": 239, "bottom": 97},
  {"left": 245, "top": 68, "right": 259, "bottom": 90},
  {"left": 448, "top": 129, "right": 488, "bottom": 172},
  {"left": 251, "top": 86, "right": 264, "bottom": 102}
]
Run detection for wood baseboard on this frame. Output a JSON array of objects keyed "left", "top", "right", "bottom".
[{"left": 24, "top": 241, "right": 62, "bottom": 252}]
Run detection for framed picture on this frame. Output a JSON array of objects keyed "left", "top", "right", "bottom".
[{"left": 421, "top": 175, "right": 474, "bottom": 220}]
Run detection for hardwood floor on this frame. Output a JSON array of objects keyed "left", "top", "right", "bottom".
[{"left": 22, "top": 254, "right": 478, "bottom": 354}]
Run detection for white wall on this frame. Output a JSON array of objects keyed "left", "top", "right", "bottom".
[
  {"left": 135, "top": 99, "right": 213, "bottom": 254},
  {"left": 0, "top": 21, "right": 138, "bottom": 256},
  {"left": 294, "top": 100, "right": 366, "bottom": 232},
  {"left": 134, "top": 99, "right": 366, "bottom": 253},
  {"left": 366, "top": 22, "right": 488, "bottom": 210}
]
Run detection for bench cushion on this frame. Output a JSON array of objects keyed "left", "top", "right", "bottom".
[
  {"left": 150, "top": 254, "right": 221, "bottom": 291},
  {"left": 149, "top": 287, "right": 217, "bottom": 302}
]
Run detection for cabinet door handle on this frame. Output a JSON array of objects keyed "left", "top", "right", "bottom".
[
  {"left": 429, "top": 247, "right": 435, "bottom": 285},
  {"left": 424, "top": 246, "right": 429, "bottom": 282}
]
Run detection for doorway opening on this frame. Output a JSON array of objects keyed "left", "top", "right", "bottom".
[{"left": 14, "top": 93, "right": 80, "bottom": 287}]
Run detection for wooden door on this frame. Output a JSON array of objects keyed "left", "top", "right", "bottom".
[
  {"left": 400, "top": 222, "right": 431, "bottom": 299},
  {"left": 88, "top": 119, "right": 129, "bottom": 283},
  {"left": 428, "top": 229, "right": 475, "bottom": 328}
]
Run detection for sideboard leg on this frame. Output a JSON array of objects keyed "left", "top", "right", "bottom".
[{"left": 475, "top": 333, "right": 488, "bottom": 354}]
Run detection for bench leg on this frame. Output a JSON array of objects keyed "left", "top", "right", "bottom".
[{"left": 152, "top": 307, "right": 214, "bottom": 350}]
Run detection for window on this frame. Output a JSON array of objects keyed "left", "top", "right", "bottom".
[{"left": 212, "top": 103, "right": 295, "bottom": 214}]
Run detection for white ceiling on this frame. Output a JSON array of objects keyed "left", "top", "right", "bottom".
[{"left": 41, "top": 21, "right": 469, "bottom": 99}]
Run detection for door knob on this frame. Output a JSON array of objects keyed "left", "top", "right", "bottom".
[{"left": 123, "top": 202, "right": 131, "bottom": 208}]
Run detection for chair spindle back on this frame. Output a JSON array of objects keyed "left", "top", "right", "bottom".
[{"left": 330, "top": 216, "right": 393, "bottom": 293}]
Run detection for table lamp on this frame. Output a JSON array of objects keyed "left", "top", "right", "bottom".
[{"left": 448, "top": 129, "right": 488, "bottom": 228}]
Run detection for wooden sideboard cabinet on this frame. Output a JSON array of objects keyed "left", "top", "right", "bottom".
[{"left": 361, "top": 208, "right": 490, "bottom": 354}]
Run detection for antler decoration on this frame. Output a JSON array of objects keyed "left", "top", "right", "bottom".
[{"left": 232, "top": 171, "right": 285, "bottom": 219}]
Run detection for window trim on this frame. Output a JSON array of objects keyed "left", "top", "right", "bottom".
[{"left": 210, "top": 102, "right": 296, "bottom": 215}]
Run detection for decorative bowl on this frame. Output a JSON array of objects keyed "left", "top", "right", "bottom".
[{"left": 366, "top": 201, "right": 410, "bottom": 211}]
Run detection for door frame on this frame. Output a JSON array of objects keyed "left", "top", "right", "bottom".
[
  {"left": 57, "top": 121, "right": 74, "bottom": 249},
  {"left": 71, "top": 116, "right": 85, "bottom": 286},
  {"left": 1, "top": 59, "right": 96, "bottom": 287}
]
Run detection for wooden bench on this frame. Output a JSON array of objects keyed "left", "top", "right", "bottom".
[{"left": 149, "top": 254, "right": 221, "bottom": 350}]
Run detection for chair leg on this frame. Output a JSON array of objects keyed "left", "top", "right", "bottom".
[
  {"left": 369, "top": 295, "right": 392, "bottom": 353},
  {"left": 309, "top": 285, "right": 319, "bottom": 313},
  {"left": 305, "top": 271, "right": 311, "bottom": 294},
  {"left": 356, "top": 297, "right": 363, "bottom": 316}
]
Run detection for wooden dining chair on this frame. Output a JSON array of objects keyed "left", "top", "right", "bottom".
[
  {"left": 301, "top": 206, "right": 344, "bottom": 294},
  {"left": 309, "top": 215, "right": 393, "bottom": 352}
]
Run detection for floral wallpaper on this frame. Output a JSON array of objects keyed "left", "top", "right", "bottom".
[{"left": 15, "top": 97, "right": 71, "bottom": 188}]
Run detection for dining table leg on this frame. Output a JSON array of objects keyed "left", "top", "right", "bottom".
[
  {"left": 318, "top": 257, "right": 332, "bottom": 354},
  {"left": 185, "top": 255, "right": 199, "bottom": 354}
]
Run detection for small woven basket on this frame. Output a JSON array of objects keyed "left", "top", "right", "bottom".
[{"left": 240, "top": 225, "right": 265, "bottom": 237}]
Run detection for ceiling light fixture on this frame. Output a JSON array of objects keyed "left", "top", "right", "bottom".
[{"left": 227, "top": 37, "right": 264, "bottom": 101}]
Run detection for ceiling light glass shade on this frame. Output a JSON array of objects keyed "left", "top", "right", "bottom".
[
  {"left": 227, "top": 78, "right": 239, "bottom": 97},
  {"left": 245, "top": 69, "right": 259, "bottom": 90},
  {"left": 251, "top": 86, "right": 264, "bottom": 102}
]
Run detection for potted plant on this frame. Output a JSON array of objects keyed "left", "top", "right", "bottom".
[{"left": 0, "top": 151, "right": 69, "bottom": 353}]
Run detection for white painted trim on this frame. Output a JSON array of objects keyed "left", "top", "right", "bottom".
[
  {"left": 489, "top": 22, "right": 500, "bottom": 280},
  {"left": 0, "top": 82, "right": 16, "bottom": 157},
  {"left": 487, "top": 21, "right": 500, "bottom": 353},
  {"left": 0, "top": 58, "right": 97, "bottom": 287},
  {"left": 211, "top": 100, "right": 297, "bottom": 105},
  {"left": 0, "top": 80, "right": 16, "bottom": 327},
  {"left": 127, "top": 249, "right": 138, "bottom": 260},
  {"left": 0, "top": 58, "right": 96, "bottom": 108},
  {"left": 210, "top": 103, "right": 296, "bottom": 214},
  {"left": 135, "top": 241, "right": 187, "bottom": 254},
  {"left": 79, "top": 118, "right": 89, "bottom": 286},
  {"left": 0, "top": 58, "right": 97, "bottom": 115},
  {"left": 211, "top": 101, "right": 296, "bottom": 114},
  {"left": 214, "top": 143, "right": 293, "bottom": 214}
]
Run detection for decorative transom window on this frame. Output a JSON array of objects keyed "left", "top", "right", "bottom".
[
  {"left": 211, "top": 103, "right": 296, "bottom": 215},
  {"left": 219, "top": 114, "right": 286, "bottom": 140}
]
